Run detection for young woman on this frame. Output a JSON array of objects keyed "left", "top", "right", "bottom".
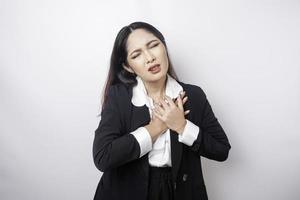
[{"left": 93, "top": 21, "right": 231, "bottom": 200}]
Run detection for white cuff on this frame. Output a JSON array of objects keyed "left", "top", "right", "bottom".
[
  {"left": 130, "top": 127, "right": 153, "bottom": 157},
  {"left": 178, "top": 120, "right": 199, "bottom": 146}
]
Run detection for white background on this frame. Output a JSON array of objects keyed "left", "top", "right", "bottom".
[{"left": 1, "top": 0, "right": 300, "bottom": 199}]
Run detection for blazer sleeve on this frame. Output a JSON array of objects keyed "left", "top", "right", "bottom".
[
  {"left": 189, "top": 87, "right": 231, "bottom": 162},
  {"left": 93, "top": 86, "right": 140, "bottom": 172}
]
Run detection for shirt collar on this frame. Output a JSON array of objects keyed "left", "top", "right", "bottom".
[{"left": 131, "top": 74, "right": 183, "bottom": 108}]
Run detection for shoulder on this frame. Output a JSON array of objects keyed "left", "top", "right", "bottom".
[
  {"left": 107, "top": 83, "right": 132, "bottom": 98},
  {"left": 106, "top": 83, "right": 133, "bottom": 112}
]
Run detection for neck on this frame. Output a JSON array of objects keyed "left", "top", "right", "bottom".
[{"left": 143, "top": 75, "right": 167, "bottom": 101}]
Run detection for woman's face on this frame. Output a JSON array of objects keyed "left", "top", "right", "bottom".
[{"left": 123, "top": 28, "right": 169, "bottom": 83}]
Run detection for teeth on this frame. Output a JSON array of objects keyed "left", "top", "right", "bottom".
[{"left": 150, "top": 65, "right": 158, "bottom": 71}]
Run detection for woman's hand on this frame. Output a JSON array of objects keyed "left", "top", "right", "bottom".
[
  {"left": 145, "top": 109, "right": 169, "bottom": 143},
  {"left": 152, "top": 91, "right": 190, "bottom": 134}
]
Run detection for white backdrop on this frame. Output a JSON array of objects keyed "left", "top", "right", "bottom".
[{"left": 1, "top": 0, "right": 300, "bottom": 199}]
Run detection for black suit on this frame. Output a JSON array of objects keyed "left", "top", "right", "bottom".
[{"left": 93, "top": 80, "right": 231, "bottom": 200}]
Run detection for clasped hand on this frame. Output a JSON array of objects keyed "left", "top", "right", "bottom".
[{"left": 151, "top": 91, "right": 189, "bottom": 134}]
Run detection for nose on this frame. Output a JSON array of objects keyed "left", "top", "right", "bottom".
[{"left": 144, "top": 50, "right": 155, "bottom": 64}]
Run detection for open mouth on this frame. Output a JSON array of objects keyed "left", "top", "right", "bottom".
[{"left": 148, "top": 64, "right": 160, "bottom": 72}]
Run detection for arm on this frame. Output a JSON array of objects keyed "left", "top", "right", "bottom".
[
  {"left": 189, "top": 88, "right": 231, "bottom": 161},
  {"left": 178, "top": 87, "right": 231, "bottom": 161},
  {"left": 93, "top": 86, "right": 142, "bottom": 172}
]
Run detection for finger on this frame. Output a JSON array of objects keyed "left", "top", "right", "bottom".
[
  {"left": 177, "top": 94, "right": 187, "bottom": 104},
  {"left": 179, "top": 91, "right": 186, "bottom": 99},
  {"left": 154, "top": 102, "right": 165, "bottom": 115},
  {"left": 182, "top": 96, "right": 188, "bottom": 105},
  {"left": 173, "top": 98, "right": 177, "bottom": 107},
  {"left": 174, "top": 99, "right": 179, "bottom": 107},
  {"left": 177, "top": 94, "right": 184, "bottom": 111},
  {"left": 153, "top": 105, "right": 163, "bottom": 116},
  {"left": 158, "top": 98, "right": 169, "bottom": 110},
  {"left": 150, "top": 109, "right": 153, "bottom": 120},
  {"left": 176, "top": 91, "right": 186, "bottom": 103},
  {"left": 150, "top": 108, "right": 156, "bottom": 120},
  {"left": 154, "top": 100, "right": 162, "bottom": 108},
  {"left": 180, "top": 90, "right": 186, "bottom": 98},
  {"left": 152, "top": 108, "right": 159, "bottom": 117},
  {"left": 184, "top": 110, "right": 190, "bottom": 115},
  {"left": 153, "top": 109, "right": 164, "bottom": 121},
  {"left": 164, "top": 95, "right": 176, "bottom": 108}
]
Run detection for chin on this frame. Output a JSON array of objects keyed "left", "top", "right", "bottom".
[{"left": 147, "top": 72, "right": 167, "bottom": 83}]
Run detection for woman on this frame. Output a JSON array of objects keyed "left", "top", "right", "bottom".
[{"left": 93, "top": 21, "right": 231, "bottom": 200}]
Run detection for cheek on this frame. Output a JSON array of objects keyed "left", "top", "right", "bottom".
[
  {"left": 156, "top": 48, "right": 169, "bottom": 67},
  {"left": 156, "top": 47, "right": 168, "bottom": 60},
  {"left": 128, "top": 60, "right": 144, "bottom": 72}
]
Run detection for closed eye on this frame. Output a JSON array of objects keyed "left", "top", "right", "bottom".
[
  {"left": 131, "top": 43, "right": 159, "bottom": 59},
  {"left": 150, "top": 43, "right": 159, "bottom": 48},
  {"left": 132, "top": 54, "right": 140, "bottom": 59}
]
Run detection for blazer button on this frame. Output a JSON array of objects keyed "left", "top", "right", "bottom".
[{"left": 182, "top": 174, "right": 188, "bottom": 182}]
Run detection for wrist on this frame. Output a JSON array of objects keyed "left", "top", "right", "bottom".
[
  {"left": 176, "top": 120, "right": 187, "bottom": 134},
  {"left": 145, "top": 124, "right": 163, "bottom": 141}
]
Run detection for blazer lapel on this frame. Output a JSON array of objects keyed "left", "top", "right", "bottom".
[
  {"left": 170, "top": 130, "right": 183, "bottom": 183},
  {"left": 170, "top": 84, "right": 192, "bottom": 183}
]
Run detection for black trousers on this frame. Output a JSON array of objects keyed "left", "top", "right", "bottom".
[{"left": 147, "top": 166, "right": 174, "bottom": 200}]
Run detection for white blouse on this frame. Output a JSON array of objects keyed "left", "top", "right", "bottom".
[{"left": 130, "top": 74, "right": 199, "bottom": 167}]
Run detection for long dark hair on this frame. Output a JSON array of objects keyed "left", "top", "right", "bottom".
[{"left": 99, "top": 21, "right": 179, "bottom": 115}]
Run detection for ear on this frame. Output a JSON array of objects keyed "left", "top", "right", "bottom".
[{"left": 122, "top": 63, "right": 135, "bottom": 74}]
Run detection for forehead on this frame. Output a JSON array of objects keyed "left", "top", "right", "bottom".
[{"left": 126, "top": 29, "right": 158, "bottom": 51}]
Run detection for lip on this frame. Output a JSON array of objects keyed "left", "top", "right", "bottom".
[{"left": 148, "top": 64, "right": 160, "bottom": 71}]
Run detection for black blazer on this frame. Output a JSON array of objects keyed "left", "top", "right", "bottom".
[{"left": 93, "top": 80, "right": 231, "bottom": 200}]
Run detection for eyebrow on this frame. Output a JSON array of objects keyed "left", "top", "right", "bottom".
[{"left": 129, "top": 39, "right": 159, "bottom": 56}]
